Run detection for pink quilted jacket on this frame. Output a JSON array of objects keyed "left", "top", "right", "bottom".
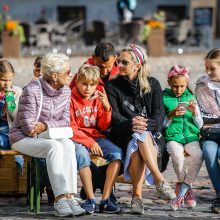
[{"left": 9, "top": 78, "right": 71, "bottom": 145}]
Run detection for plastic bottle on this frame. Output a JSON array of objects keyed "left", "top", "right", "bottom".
[{"left": 5, "top": 90, "right": 16, "bottom": 111}]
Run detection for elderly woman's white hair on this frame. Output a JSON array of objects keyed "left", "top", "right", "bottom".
[{"left": 41, "top": 53, "right": 69, "bottom": 79}]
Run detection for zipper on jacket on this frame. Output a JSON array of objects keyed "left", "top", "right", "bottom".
[{"left": 178, "top": 97, "right": 188, "bottom": 143}]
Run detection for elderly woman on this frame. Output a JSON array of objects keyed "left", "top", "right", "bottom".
[
  {"left": 9, "top": 53, "right": 85, "bottom": 217},
  {"left": 105, "top": 44, "right": 175, "bottom": 214},
  {"left": 195, "top": 48, "right": 220, "bottom": 214}
]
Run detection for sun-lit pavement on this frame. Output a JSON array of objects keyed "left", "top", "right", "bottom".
[{"left": 0, "top": 53, "right": 219, "bottom": 219}]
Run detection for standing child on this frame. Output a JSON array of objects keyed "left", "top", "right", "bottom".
[
  {"left": 163, "top": 64, "right": 203, "bottom": 211},
  {"left": 70, "top": 64, "right": 122, "bottom": 214}
]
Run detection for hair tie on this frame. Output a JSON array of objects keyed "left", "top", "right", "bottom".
[
  {"left": 129, "top": 44, "right": 145, "bottom": 65},
  {"left": 168, "top": 64, "right": 189, "bottom": 81}
]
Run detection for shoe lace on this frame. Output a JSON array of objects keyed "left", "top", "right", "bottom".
[
  {"left": 162, "top": 181, "right": 172, "bottom": 193},
  {"left": 57, "top": 199, "right": 69, "bottom": 210},
  {"left": 132, "top": 197, "right": 142, "bottom": 206},
  {"left": 172, "top": 196, "right": 184, "bottom": 207},
  {"left": 185, "top": 188, "right": 195, "bottom": 200}
]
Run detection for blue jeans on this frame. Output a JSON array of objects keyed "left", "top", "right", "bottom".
[
  {"left": 203, "top": 140, "right": 220, "bottom": 197},
  {"left": 75, "top": 138, "right": 123, "bottom": 170}
]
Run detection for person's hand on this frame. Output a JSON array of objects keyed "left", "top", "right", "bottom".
[
  {"left": 132, "top": 116, "right": 148, "bottom": 133},
  {"left": 90, "top": 143, "right": 103, "bottom": 157},
  {"left": 167, "top": 107, "right": 185, "bottom": 120},
  {"left": 187, "top": 100, "right": 198, "bottom": 116},
  {"left": 97, "top": 89, "right": 111, "bottom": 112},
  {"left": 27, "top": 122, "right": 47, "bottom": 137},
  {"left": 34, "top": 122, "right": 47, "bottom": 134}
]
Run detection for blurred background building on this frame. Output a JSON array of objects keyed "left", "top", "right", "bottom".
[{"left": 0, "top": 0, "right": 219, "bottom": 56}]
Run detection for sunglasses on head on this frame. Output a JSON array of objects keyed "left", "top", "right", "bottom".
[{"left": 117, "top": 59, "right": 130, "bottom": 66}]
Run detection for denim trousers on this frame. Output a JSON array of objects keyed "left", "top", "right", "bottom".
[
  {"left": 166, "top": 141, "right": 203, "bottom": 185},
  {"left": 203, "top": 140, "right": 220, "bottom": 197},
  {"left": 12, "top": 137, "right": 77, "bottom": 198},
  {"left": 75, "top": 137, "right": 123, "bottom": 170}
]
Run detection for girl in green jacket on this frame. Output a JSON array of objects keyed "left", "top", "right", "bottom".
[{"left": 163, "top": 64, "right": 203, "bottom": 211}]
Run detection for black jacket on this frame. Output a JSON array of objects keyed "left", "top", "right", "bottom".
[{"left": 105, "top": 75, "right": 165, "bottom": 151}]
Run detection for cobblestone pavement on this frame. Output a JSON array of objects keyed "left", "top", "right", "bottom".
[
  {"left": 0, "top": 161, "right": 219, "bottom": 219},
  {"left": 0, "top": 53, "right": 220, "bottom": 219}
]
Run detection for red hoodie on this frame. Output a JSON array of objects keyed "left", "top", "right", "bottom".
[
  {"left": 70, "top": 87, "right": 112, "bottom": 148},
  {"left": 69, "top": 57, "right": 119, "bottom": 91}
]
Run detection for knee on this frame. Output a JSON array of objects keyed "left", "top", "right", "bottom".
[
  {"left": 203, "top": 141, "right": 218, "bottom": 158},
  {"left": 106, "top": 148, "right": 123, "bottom": 162}
]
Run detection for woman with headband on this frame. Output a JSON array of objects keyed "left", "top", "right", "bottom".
[
  {"left": 163, "top": 64, "right": 203, "bottom": 211},
  {"left": 105, "top": 44, "right": 175, "bottom": 214},
  {"left": 195, "top": 48, "right": 220, "bottom": 214}
]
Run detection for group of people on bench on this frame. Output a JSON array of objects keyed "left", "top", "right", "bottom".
[{"left": 0, "top": 42, "right": 220, "bottom": 216}]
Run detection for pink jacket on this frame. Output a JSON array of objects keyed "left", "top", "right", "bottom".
[{"left": 9, "top": 78, "right": 71, "bottom": 145}]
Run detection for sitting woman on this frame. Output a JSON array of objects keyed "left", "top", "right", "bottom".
[
  {"left": 9, "top": 53, "right": 85, "bottom": 217},
  {"left": 195, "top": 48, "right": 220, "bottom": 214},
  {"left": 0, "top": 60, "right": 23, "bottom": 170},
  {"left": 105, "top": 44, "right": 175, "bottom": 215}
]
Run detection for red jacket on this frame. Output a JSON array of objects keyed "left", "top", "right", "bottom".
[
  {"left": 70, "top": 87, "right": 112, "bottom": 148},
  {"left": 69, "top": 57, "right": 119, "bottom": 91}
]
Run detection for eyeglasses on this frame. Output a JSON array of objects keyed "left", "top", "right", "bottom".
[{"left": 117, "top": 59, "right": 130, "bottom": 66}]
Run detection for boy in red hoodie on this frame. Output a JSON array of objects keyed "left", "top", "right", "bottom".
[{"left": 70, "top": 64, "right": 122, "bottom": 214}]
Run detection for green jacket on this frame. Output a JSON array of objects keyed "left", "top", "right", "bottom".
[{"left": 163, "top": 88, "right": 200, "bottom": 144}]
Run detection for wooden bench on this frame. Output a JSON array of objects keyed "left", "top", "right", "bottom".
[{"left": 0, "top": 150, "right": 41, "bottom": 213}]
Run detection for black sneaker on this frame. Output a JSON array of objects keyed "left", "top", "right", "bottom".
[
  {"left": 211, "top": 198, "right": 220, "bottom": 213},
  {"left": 99, "top": 198, "right": 122, "bottom": 214},
  {"left": 81, "top": 198, "right": 96, "bottom": 214},
  {"left": 110, "top": 193, "right": 118, "bottom": 205}
]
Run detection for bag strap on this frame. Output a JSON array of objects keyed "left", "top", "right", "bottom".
[{"left": 36, "top": 79, "right": 43, "bottom": 122}]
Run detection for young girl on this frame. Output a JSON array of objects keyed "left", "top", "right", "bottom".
[
  {"left": 0, "top": 60, "right": 23, "bottom": 169},
  {"left": 163, "top": 64, "right": 203, "bottom": 211},
  {"left": 195, "top": 48, "right": 220, "bottom": 213}
]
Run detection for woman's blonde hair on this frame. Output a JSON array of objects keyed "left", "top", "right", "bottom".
[
  {"left": 76, "top": 64, "right": 100, "bottom": 84},
  {"left": 122, "top": 45, "right": 151, "bottom": 96},
  {"left": 41, "top": 53, "right": 69, "bottom": 79}
]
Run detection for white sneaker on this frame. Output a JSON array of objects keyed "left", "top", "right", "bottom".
[
  {"left": 68, "top": 198, "right": 85, "bottom": 216},
  {"left": 156, "top": 180, "right": 176, "bottom": 200},
  {"left": 54, "top": 197, "right": 73, "bottom": 217},
  {"left": 130, "top": 197, "right": 144, "bottom": 214}
]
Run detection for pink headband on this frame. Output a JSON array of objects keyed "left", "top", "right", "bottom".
[
  {"left": 168, "top": 65, "right": 189, "bottom": 81},
  {"left": 129, "top": 44, "right": 145, "bottom": 65}
]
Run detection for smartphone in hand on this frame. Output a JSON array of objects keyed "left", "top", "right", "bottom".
[{"left": 178, "top": 102, "right": 188, "bottom": 111}]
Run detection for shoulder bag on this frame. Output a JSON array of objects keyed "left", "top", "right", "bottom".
[
  {"left": 201, "top": 124, "right": 220, "bottom": 143},
  {"left": 36, "top": 80, "right": 73, "bottom": 139}
]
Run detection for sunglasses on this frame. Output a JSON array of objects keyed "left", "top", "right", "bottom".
[{"left": 117, "top": 59, "right": 130, "bottom": 66}]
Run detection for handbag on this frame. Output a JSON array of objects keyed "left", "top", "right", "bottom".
[
  {"left": 201, "top": 124, "right": 220, "bottom": 142},
  {"left": 36, "top": 80, "right": 73, "bottom": 139}
]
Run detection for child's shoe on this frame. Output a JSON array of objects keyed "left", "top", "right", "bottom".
[
  {"left": 99, "top": 198, "right": 122, "bottom": 213},
  {"left": 170, "top": 195, "right": 184, "bottom": 211},
  {"left": 81, "top": 198, "right": 96, "bottom": 214},
  {"left": 156, "top": 180, "right": 176, "bottom": 200},
  {"left": 185, "top": 187, "right": 196, "bottom": 209}
]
